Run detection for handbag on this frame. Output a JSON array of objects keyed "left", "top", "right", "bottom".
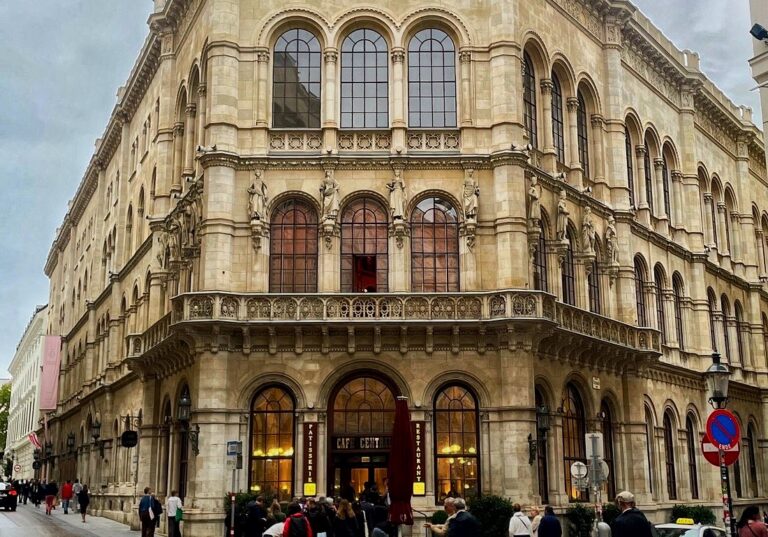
[
  {"left": 149, "top": 507, "right": 155, "bottom": 521},
  {"left": 176, "top": 507, "right": 183, "bottom": 522}
]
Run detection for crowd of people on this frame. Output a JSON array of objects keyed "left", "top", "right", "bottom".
[{"left": 6, "top": 477, "right": 90, "bottom": 521}]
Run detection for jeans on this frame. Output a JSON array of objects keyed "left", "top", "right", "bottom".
[{"left": 62, "top": 499, "right": 70, "bottom": 513}]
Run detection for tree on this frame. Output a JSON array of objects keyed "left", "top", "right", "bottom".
[{"left": 0, "top": 383, "right": 10, "bottom": 450}]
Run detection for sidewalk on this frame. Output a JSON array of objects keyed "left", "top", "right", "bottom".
[{"left": 21, "top": 501, "right": 138, "bottom": 535}]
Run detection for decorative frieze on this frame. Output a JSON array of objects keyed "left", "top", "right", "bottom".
[
  {"left": 338, "top": 131, "right": 392, "bottom": 151},
  {"left": 269, "top": 131, "right": 323, "bottom": 152},
  {"left": 407, "top": 131, "right": 461, "bottom": 152}
]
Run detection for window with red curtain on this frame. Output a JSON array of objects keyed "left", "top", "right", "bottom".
[
  {"left": 341, "top": 198, "right": 389, "bottom": 292},
  {"left": 411, "top": 197, "right": 459, "bottom": 292}
]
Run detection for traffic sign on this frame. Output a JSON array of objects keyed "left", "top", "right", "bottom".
[
  {"left": 706, "top": 409, "right": 741, "bottom": 450},
  {"left": 701, "top": 432, "right": 740, "bottom": 467},
  {"left": 13, "top": 464, "right": 20, "bottom": 473},
  {"left": 570, "top": 461, "right": 588, "bottom": 479}
]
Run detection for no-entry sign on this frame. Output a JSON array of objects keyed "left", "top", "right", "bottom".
[
  {"left": 706, "top": 409, "right": 741, "bottom": 450},
  {"left": 701, "top": 432, "right": 740, "bottom": 467}
]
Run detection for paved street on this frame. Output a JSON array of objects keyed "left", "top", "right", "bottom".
[{"left": 0, "top": 502, "right": 137, "bottom": 536}]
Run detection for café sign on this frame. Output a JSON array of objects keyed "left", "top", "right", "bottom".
[{"left": 334, "top": 436, "right": 392, "bottom": 450}]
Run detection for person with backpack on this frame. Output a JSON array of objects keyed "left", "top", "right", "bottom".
[{"left": 283, "top": 502, "right": 313, "bottom": 537}]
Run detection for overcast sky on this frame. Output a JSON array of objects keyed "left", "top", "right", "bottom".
[{"left": 0, "top": 0, "right": 761, "bottom": 377}]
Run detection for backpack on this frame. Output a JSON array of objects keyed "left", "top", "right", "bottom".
[{"left": 287, "top": 515, "right": 309, "bottom": 537}]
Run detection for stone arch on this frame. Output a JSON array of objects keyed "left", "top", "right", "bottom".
[
  {"left": 333, "top": 9, "right": 398, "bottom": 50},
  {"left": 724, "top": 184, "right": 739, "bottom": 213},
  {"left": 661, "top": 399, "right": 681, "bottom": 428},
  {"left": 256, "top": 7, "right": 332, "bottom": 48},
  {"left": 236, "top": 372, "right": 309, "bottom": 410},
  {"left": 400, "top": 8, "right": 472, "bottom": 48},
  {"left": 624, "top": 110, "right": 643, "bottom": 143},
  {"left": 406, "top": 189, "right": 462, "bottom": 222},
  {"left": 521, "top": 31, "right": 550, "bottom": 75},
  {"left": 653, "top": 262, "right": 668, "bottom": 287},
  {"left": 661, "top": 139, "right": 681, "bottom": 171},
  {"left": 562, "top": 371, "right": 595, "bottom": 418},
  {"left": 576, "top": 72, "right": 602, "bottom": 115},
  {"left": 267, "top": 189, "right": 322, "bottom": 220},
  {"left": 550, "top": 54, "right": 577, "bottom": 98},
  {"left": 339, "top": 189, "right": 390, "bottom": 219},
  {"left": 599, "top": 389, "right": 623, "bottom": 423},
  {"left": 316, "top": 359, "right": 413, "bottom": 409},
  {"left": 697, "top": 164, "right": 711, "bottom": 193},
  {"left": 422, "top": 370, "right": 492, "bottom": 409},
  {"left": 643, "top": 125, "right": 662, "bottom": 158},
  {"left": 533, "top": 375, "right": 558, "bottom": 411}
]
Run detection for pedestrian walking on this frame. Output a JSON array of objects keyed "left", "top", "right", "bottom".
[
  {"left": 306, "top": 497, "right": 331, "bottom": 537},
  {"left": 72, "top": 479, "right": 82, "bottom": 511},
  {"left": 30, "top": 479, "right": 42, "bottom": 508},
  {"left": 737, "top": 506, "right": 768, "bottom": 537},
  {"left": 537, "top": 507, "right": 561, "bottom": 537},
  {"left": 77, "top": 484, "right": 90, "bottom": 523},
  {"left": 333, "top": 499, "right": 359, "bottom": 537},
  {"left": 61, "top": 480, "right": 74, "bottom": 514},
  {"left": 425, "top": 497, "right": 457, "bottom": 536},
  {"left": 509, "top": 503, "right": 532, "bottom": 536},
  {"left": 152, "top": 493, "right": 164, "bottom": 531},
  {"left": 447, "top": 498, "right": 480, "bottom": 537},
  {"left": 139, "top": 487, "right": 156, "bottom": 537},
  {"left": 166, "top": 490, "right": 183, "bottom": 537},
  {"left": 610, "top": 491, "right": 652, "bottom": 537},
  {"left": 44, "top": 480, "right": 59, "bottom": 515}
]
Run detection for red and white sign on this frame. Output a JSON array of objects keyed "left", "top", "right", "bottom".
[
  {"left": 701, "top": 432, "right": 740, "bottom": 467},
  {"left": 706, "top": 409, "right": 741, "bottom": 451}
]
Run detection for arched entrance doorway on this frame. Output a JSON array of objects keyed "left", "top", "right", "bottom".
[{"left": 328, "top": 374, "right": 398, "bottom": 499}]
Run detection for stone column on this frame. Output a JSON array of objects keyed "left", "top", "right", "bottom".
[
  {"left": 574, "top": 258, "right": 588, "bottom": 310},
  {"left": 757, "top": 230, "right": 767, "bottom": 278},
  {"left": 459, "top": 50, "right": 473, "bottom": 127},
  {"left": 322, "top": 49, "right": 338, "bottom": 130},
  {"left": 590, "top": 115, "right": 607, "bottom": 197},
  {"left": 653, "top": 158, "right": 668, "bottom": 221},
  {"left": 171, "top": 123, "right": 184, "bottom": 193},
  {"left": 671, "top": 171, "right": 684, "bottom": 229},
  {"left": 183, "top": 103, "right": 197, "bottom": 177},
  {"left": 318, "top": 221, "right": 341, "bottom": 293},
  {"left": 731, "top": 213, "right": 742, "bottom": 264},
  {"left": 391, "top": 48, "right": 406, "bottom": 151},
  {"left": 488, "top": 43, "right": 522, "bottom": 150},
  {"left": 621, "top": 368, "right": 653, "bottom": 503},
  {"left": 388, "top": 222, "right": 409, "bottom": 292},
  {"left": 662, "top": 289, "right": 677, "bottom": 348},
  {"left": 492, "top": 160, "right": 529, "bottom": 288},
  {"left": 195, "top": 85, "right": 207, "bottom": 177},
  {"left": 703, "top": 193, "right": 715, "bottom": 249},
  {"left": 539, "top": 79, "right": 556, "bottom": 172},
  {"left": 634, "top": 145, "right": 649, "bottom": 210},
  {"left": 644, "top": 282, "right": 658, "bottom": 329},
  {"left": 717, "top": 202, "right": 730, "bottom": 258},
  {"left": 256, "top": 50, "right": 269, "bottom": 128},
  {"left": 566, "top": 97, "right": 582, "bottom": 185}
]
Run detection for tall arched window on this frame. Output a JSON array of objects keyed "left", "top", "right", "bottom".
[
  {"left": 159, "top": 401, "right": 172, "bottom": 494},
  {"left": 645, "top": 406, "right": 656, "bottom": 496},
  {"left": 625, "top": 127, "right": 635, "bottom": 207},
  {"left": 708, "top": 289, "right": 718, "bottom": 352},
  {"left": 662, "top": 156, "right": 671, "bottom": 217},
  {"left": 644, "top": 142, "right": 654, "bottom": 212},
  {"left": 663, "top": 412, "right": 677, "bottom": 500},
  {"left": 551, "top": 73, "right": 565, "bottom": 163},
  {"left": 269, "top": 199, "right": 319, "bottom": 292},
  {"left": 747, "top": 425, "right": 758, "bottom": 497},
  {"left": 563, "top": 383, "right": 587, "bottom": 501},
  {"left": 588, "top": 245, "right": 600, "bottom": 314},
  {"left": 178, "top": 385, "right": 190, "bottom": 501},
  {"left": 126, "top": 204, "right": 134, "bottom": 253},
  {"left": 273, "top": 29, "right": 321, "bottom": 128},
  {"left": 341, "top": 198, "right": 389, "bottom": 292},
  {"left": 577, "top": 91, "right": 589, "bottom": 178},
  {"left": 673, "top": 274, "right": 685, "bottom": 350},
  {"left": 562, "top": 228, "right": 575, "bottom": 305},
  {"left": 250, "top": 386, "right": 295, "bottom": 501},
  {"left": 634, "top": 257, "right": 647, "bottom": 326},
  {"left": 735, "top": 302, "right": 745, "bottom": 366},
  {"left": 522, "top": 52, "right": 538, "bottom": 148},
  {"left": 685, "top": 416, "right": 699, "bottom": 499},
  {"left": 654, "top": 266, "right": 666, "bottom": 343},
  {"left": 535, "top": 388, "right": 549, "bottom": 503},
  {"left": 533, "top": 220, "right": 548, "bottom": 292},
  {"left": 408, "top": 29, "right": 456, "bottom": 128},
  {"left": 711, "top": 187, "right": 720, "bottom": 248},
  {"left": 600, "top": 401, "right": 616, "bottom": 500},
  {"left": 411, "top": 197, "right": 459, "bottom": 292},
  {"left": 721, "top": 296, "right": 732, "bottom": 360},
  {"left": 341, "top": 29, "right": 388, "bottom": 129},
  {"left": 434, "top": 385, "right": 479, "bottom": 502}
]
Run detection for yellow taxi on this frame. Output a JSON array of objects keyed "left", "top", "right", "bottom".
[{"left": 653, "top": 518, "right": 727, "bottom": 537}]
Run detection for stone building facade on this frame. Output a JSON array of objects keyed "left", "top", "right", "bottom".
[
  {"left": 43, "top": 0, "right": 768, "bottom": 534},
  {"left": 5, "top": 305, "right": 48, "bottom": 480}
]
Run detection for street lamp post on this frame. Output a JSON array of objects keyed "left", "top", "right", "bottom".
[{"left": 704, "top": 352, "right": 736, "bottom": 537}]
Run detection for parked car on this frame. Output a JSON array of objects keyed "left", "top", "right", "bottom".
[
  {"left": 654, "top": 518, "right": 727, "bottom": 537},
  {"left": 0, "top": 482, "right": 17, "bottom": 511}
]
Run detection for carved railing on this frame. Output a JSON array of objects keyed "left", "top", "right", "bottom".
[
  {"left": 171, "top": 291, "right": 661, "bottom": 353},
  {"left": 406, "top": 130, "right": 460, "bottom": 152},
  {"left": 337, "top": 130, "right": 392, "bottom": 151},
  {"left": 125, "top": 312, "right": 172, "bottom": 358},
  {"left": 268, "top": 130, "right": 323, "bottom": 152}
]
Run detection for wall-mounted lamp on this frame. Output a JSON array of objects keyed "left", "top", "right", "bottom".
[{"left": 177, "top": 389, "right": 200, "bottom": 456}]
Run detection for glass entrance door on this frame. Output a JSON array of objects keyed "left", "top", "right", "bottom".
[{"left": 333, "top": 454, "right": 388, "bottom": 500}]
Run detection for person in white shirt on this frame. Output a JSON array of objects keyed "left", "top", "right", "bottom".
[
  {"left": 165, "top": 490, "right": 183, "bottom": 537},
  {"left": 509, "top": 503, "right": 532, "bottom": 536},
  {"left": 530, "top": 506, "right": 542, "bottom": 537}
]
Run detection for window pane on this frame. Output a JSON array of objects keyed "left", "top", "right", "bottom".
[
  {"left": 270, "top": 200, "right": 319, "bottom": 292},
  {"left": 341, "top": 29, "right": 389, "bottom": 128},
  {"left": 273, "top": 29, "right": 322, "bottom": 128},
  {"left": 407, "top": 29, "right": 457, "bottom": 128}
]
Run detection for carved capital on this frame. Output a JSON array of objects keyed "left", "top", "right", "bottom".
[
  {"left": 566, "top": 97, "right": 580, "bottom": 112},
  {"left": 590, "top": 114, "right": 604, "bottom": 128},
  {"left": 185, "top": 103, "right": 197, "bottom": 117},
  {"left": 459, "top": 50, "right": 472, "bottom": 64},
  {"left": 257, "top": 50, "right": 270, "bottom": 63},
  {"left": 391, "top": 48, "right": 405, "bottom": 63},
  {"left": 671, "top": 170, "right": 683, "bottom": 182},
  {"left": 323, "top": 48, "right": 338, "bottom": 63},
  {"left": 703, "top": 192, "right": 713, "bottom": 203},
  {"left": 653, "top": 158, "right": 664, "bottom": 170},
  {"left": 197, "top": 84, "right": 207, "bottom": 97},
  {"left": 173, "top": 122, "right": 185, "bottom": 137},
  {"left": 320, "top": 220, "right": 340, "bottom": 250},
  {"left": 634, "top": 145, "right": 646, "bottom": 157},
  {"left": 540, "top": 78, "right": 554, "bottom": 94}
]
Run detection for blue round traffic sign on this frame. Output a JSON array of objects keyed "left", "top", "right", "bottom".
[{"left": 706, "top": 409, "right": 741, "bottom": 450}]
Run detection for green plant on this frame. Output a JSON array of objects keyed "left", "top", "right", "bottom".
[
  {"left": 601, "top": 503, "right": 621, "bottom": 526},
  {"left": 431, "top": 509, "right": 449, "bottom": 525},
  {"left": 468, "top": 495, "right": 514, "bottom": 537},
  {"left": 565, "top": 503, "right": 597, "bottom": 537},
  {"left": 671, "top": 504, "right": 716, "bottom": 525}
]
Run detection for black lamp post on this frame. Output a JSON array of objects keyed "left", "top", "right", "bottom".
[
  {"left": 704, "top": 352, "right": 736, "bottom": 537},
  {"left": 528, "top": 404, "right": 551, "bottom": 465},
  {"left": 177, "top": 391, "right": 200, "bottom": 456},
  {"left": 66, "top": 432, "right": 76, "bottom": 454},
  {"left": 91, "top": 418, "right": 104, "bottom": 458}
]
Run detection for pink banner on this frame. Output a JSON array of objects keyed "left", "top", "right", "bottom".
[{"left": 38, "top": 335, "right": 61, "bottom": 411}]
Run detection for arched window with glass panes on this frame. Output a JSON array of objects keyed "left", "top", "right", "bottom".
[
  {"left": 634, "top": 257, "right": 648, "bottom": 326},
  {"left": 249, "top": 386, "right": 295, "bottom": 501},
  {"left": 721, "top": 295, "right": 732, "bottom": 361},
  {"left": 654, "top": 265, "right": 666, "bottom": 343},
  {"left": 433, "top": 385, "right": 479, "bottom": 502},
  {"left": 408, "top": 29, "right": 456, "bottom": 128},
  {"left": 562, "top": 383, "right": 587, "bottom": 501},
  {"left": 551, "top": 73, "right": 565, "bottom": 163},
  {"left": 673, "top": 273, "right": 685, "bottom": 350},
  {"left": 341, "top": 29, "right": 388, "bottom": 129},
  {"left": 625, "top": 126, "right": 635, "bottom": 207},
  {"left": 645, "top": 405, "right": 656, "bottom": 496},
  {"left": 588, "top": 241, "right": 600, "bottom": 314},
  {"left": 577, "top": 91, "right": 589, "bottom": 178},
  {"left": 534, "top": 218, "right": 548, "bottom": 292},
  {"left": 522, "top": 52, "right": 538, "bottom": 148},
  {"left": 747, "top": 425, "right": 758, "bottom": 497},
  {"left": 708, "top": 289, "right": 718, "bottom": 352},
  {"left": 600, "top": 400, "right": 616, "bottom": 500},
  {"left": 269, "top": 199, "right": 318, "bottom": 293},
  {"left": 341, "top": 198, "right": 389, "bottom": 292},
  {"left": 562, "top": 227, "right": 576, "bottom": 305},
  {"left": 644, "top": 140, "right": 654, "bottom": 212},
  {"left": 411, "top": 197, "right": 459, "bottom": 292},
  {"left": 735, "top": 301, "right": 745, "bottom": 367},
  {"left": 686, "top": 415, "right": 699, "bottom": 499},
  {"left": 535, "top": 387, "right": 549, "bottom": 503},
  {"left": 273, "top": 29, "right": 321, "bottom": 128},
  {"left": 663, "top": 411, "right": 677, "bottom": 500}
]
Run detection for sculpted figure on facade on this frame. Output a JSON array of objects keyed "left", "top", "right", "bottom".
[
  {"left": 156, "top": 230, "right": 168, "bottom": 269},
  {"left": 556, "top": 189, "right": 569, "bottom": 242},
  {"left": 528, "top": 175, "right": 541, "bottom": 228},
  {"left": 387, "top": 170, "right": 407, "bottom": 221},
  {"left": 581, "top": 206, "right": 596, "bottom": 255},
  {"left": 167, "top": 221, "right": 180, "bottom": 261},
  {"left": 463, "top": 170, "right": 479, "bottom": 223},
  {"left": 320, "top": 170, "right": 340, "bottom": 223},
  {"left": 606, "top": 215, "right": 619, "bottom": 265},
  {"left": 248, "top": 171, "right": 268, "bottom": 222}
]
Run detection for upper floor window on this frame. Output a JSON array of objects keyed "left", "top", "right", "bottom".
[
  {"left": 588, "top": 242, "right": 600, "bottom": 314},
  {"left": 654, "top": 266, "right": 666, "bottom": 343},
  {"left": 269, "top": 199, "right": 318, "bottom": 293},
  {"left": 735, "top": 302, "right": 745, "bottom": 366},
  {"left": 673, "top": 274, "right": 685, "bottom": 350},
  {"left": 533, "top": 220, "right": 548, "bottom": 292},
  {"left": 522, "top": 52, "right": 537, "bottom": 148},
  {"left": 644, "top": 143, "right": 654, "bottom": 212},
  {"left": 411, "top": 197, "right": 459, "bottom": 292},
  {"left": 634, "top": 257, "right": 647, "bottom": 326},
  {"left": 576, "top": 91, "right": 589, "bottom": 178},
  {"left": 625, "top": 127, "right": 635, "bottom": 207},
  {"left": 408, "top": 29, "right": 457, "bottom": 128},
  {"left": 663, "top": 412, "right": 677, "bottom": 500},
  {"left": 561, "top": 228, "right": 575, "bottom": 305},
  {"left": 273, "top": 29, "right": 321, "bottom": 128},
  {"left": 341, "top": 198, "right": 389, "bottom": 292},
  {"left": 707, "top": 289, "right": 718, "bottom": 352},
  {"left": 341, "top": 29, "right": 388, "bottom": 129},
  {"left": 551, "top": 73, "right": 565, "bottom": 163},
  {"left": 661, "top": 156, "right": 671, "bottom": 217}
]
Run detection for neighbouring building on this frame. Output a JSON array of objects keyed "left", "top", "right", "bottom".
[
  {"left": 43, "top": 1, "right": 768, "bottom": 535},
  {"left": 751, "top": 0, "right": 768, "bottom": 155},
  {"left": 5, "top": 306, "right": 48, "bottom": 480}
]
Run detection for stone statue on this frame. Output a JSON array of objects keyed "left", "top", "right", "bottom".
[
  {"left": 528, "top": 175, "right": 541, "bottom": 225},
  {"left": 156, "top": 231, "right": 167, "bottom": 269},
  {"left": 248, "top": 171, "right": 268, "bottom": 221},
  {"left": 556, "top": 189, "right": 569, "bottom": 242},
  {"left": 581, "top": 206, "right": 596, "bottom": 255},
  {"left": 320, "top": 170, "right": 340, "bottom": 222},
  {"left": 387, "top": 170, "right": 407, "bottom": 221},
  {"left": 167, "top": 221, "right": 180, "bottom": 261},
  {"left": 463, "top": 170, "right": 480, "bottom": 222},
  {"left": 606, "top": 215, "right": 618, "bottom": 264}
]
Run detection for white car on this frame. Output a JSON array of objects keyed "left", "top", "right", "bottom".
[{"left": 653, "top": 518, "right": 727, "bottom": 537}]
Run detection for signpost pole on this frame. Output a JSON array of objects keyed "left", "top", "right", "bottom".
[{"left": 720, "top": 448, "right": 736, "bottom": 537}]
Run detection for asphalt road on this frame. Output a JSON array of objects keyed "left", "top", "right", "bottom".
[{"left": 0, "top": 502, "right": 133, "bottom": 536}]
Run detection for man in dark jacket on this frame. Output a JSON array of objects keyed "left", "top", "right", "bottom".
[
  {"left": 611, "top": 491, "right": 652, "bottom": 537},
  {"left": 446, "top": 499, "right": 480, "bottom": 537},
  {"left": 537, "top": 506, "right": 562, "bottom": 537},
  {"left": 246, "top": 496, "right": 268, "bottom": 537}
]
